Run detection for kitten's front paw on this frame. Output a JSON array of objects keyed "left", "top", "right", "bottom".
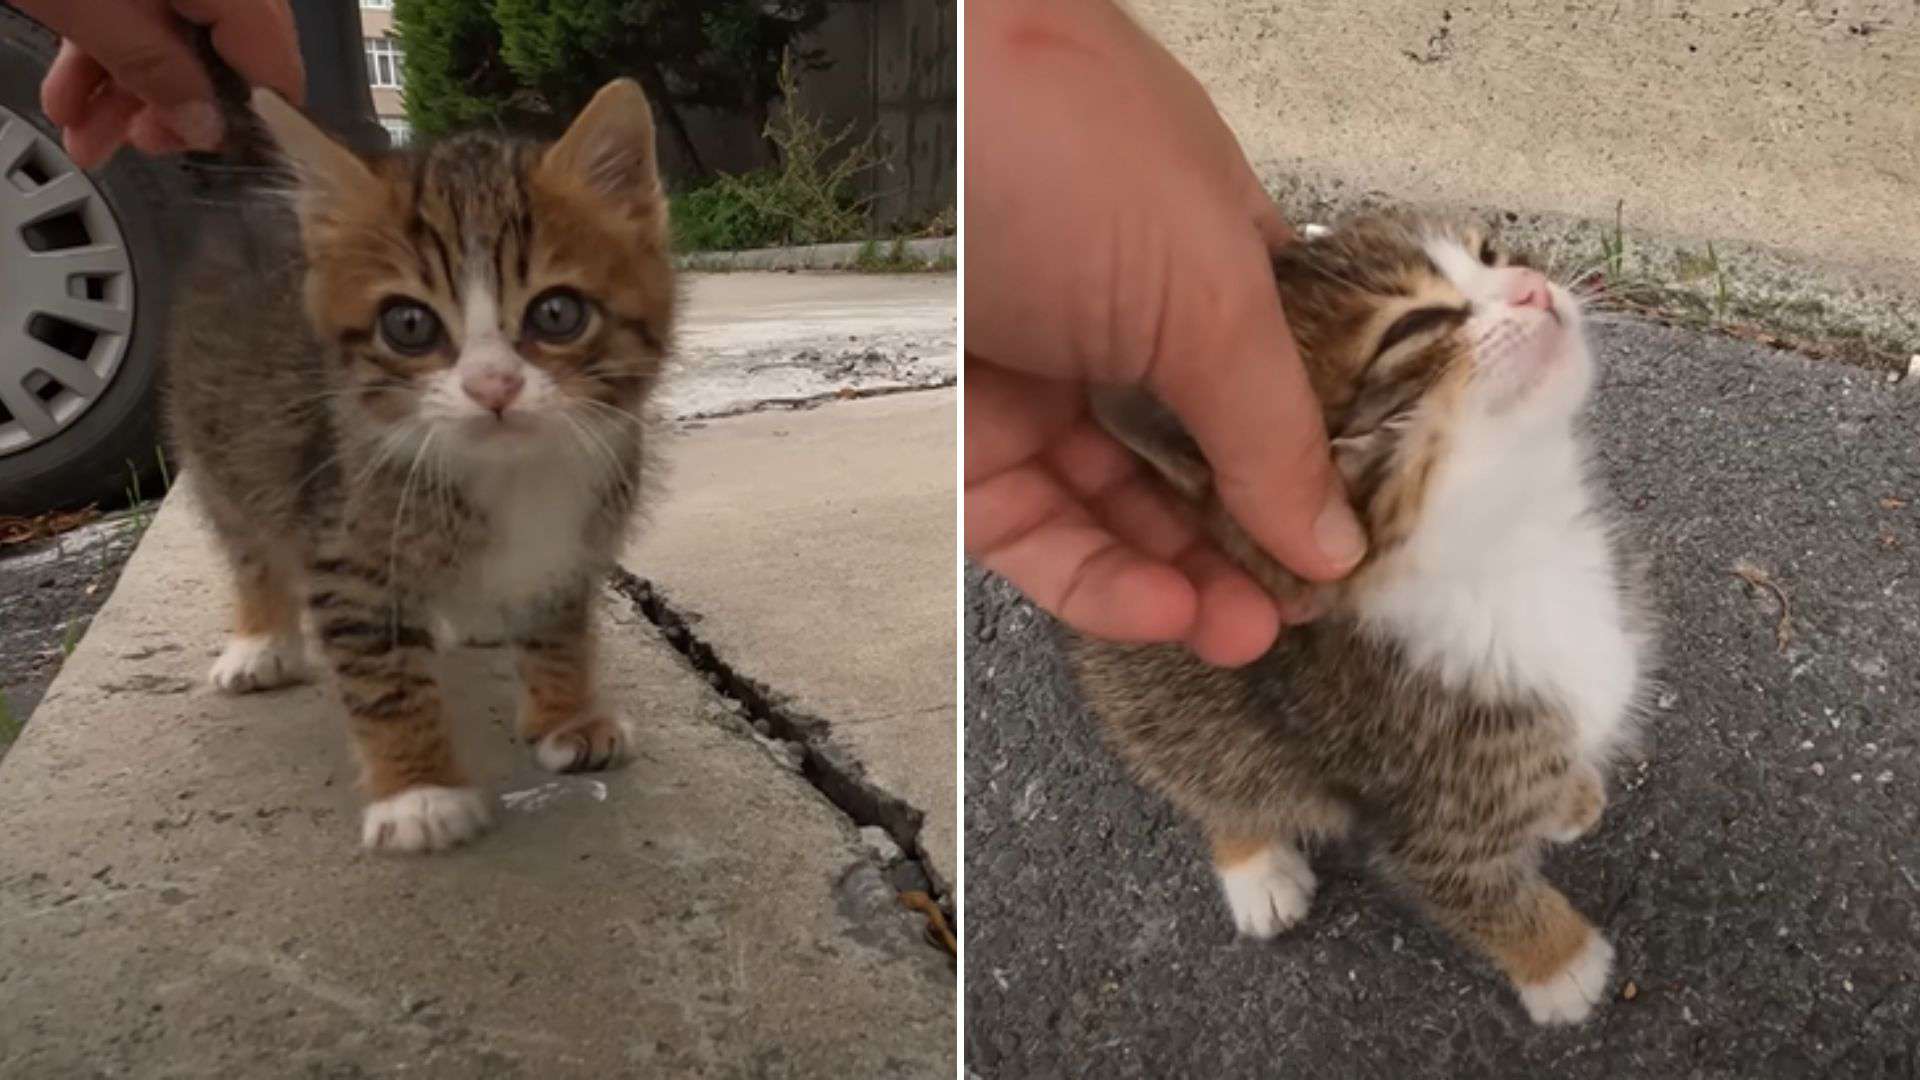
[
  {"left": 209, "top": 635, "right": 307, "bottom": 694},
  {"left": 1217, "top": 845, "right": 1316, "bottom": 939},
  {"left": 1517, "top": 933, "right": 1615, "bottom": 1025},
  {"left": 532, "top": 715, "right": 632, "bottom": 773},
  {"left": 361, "top": 786, "right": 492, "bottom": 854}
]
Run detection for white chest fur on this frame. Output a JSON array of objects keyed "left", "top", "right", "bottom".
[
  {"left": 1354, "top": 434, "right": 1643, "bottom": 762},
  {"left": 440, "top": 461, "right": 599, "bottom": 631}
]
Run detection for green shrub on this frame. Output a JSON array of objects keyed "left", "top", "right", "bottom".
[
  {"left": 670, "top": 183, "right": 786, "bottom": 252},
  {"left": 668, "top": 53, "right": 881, "bottom": 253}
]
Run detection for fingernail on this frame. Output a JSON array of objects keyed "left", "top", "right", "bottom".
[
  {"left": 166, "top": 101, "right": 224, "bottom": 150},
  {"left": 1313, "top": 488, "right": 1368, "bottom": 572}
]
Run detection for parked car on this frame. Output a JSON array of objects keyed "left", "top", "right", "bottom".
[{"left": 0, "top": 1, "right": 386, "bottom": 517}]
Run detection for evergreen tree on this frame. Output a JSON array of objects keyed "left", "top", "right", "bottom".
[{"left": 393, "top": 0, "right": 832, "bottom": 176}]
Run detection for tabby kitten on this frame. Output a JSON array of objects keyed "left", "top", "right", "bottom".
[
  {"left": 165, "top": 81, "right": 674, "bottom": 853},
  {"left": 1073, "top": 212, "right": 1655, "bottom": 1024}
]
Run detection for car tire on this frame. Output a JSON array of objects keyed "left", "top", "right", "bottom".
[{"left": 0, "top": 5, "right": 183, "bottom": 517}]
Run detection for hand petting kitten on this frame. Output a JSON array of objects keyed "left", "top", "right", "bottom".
[{"left": 963, "top": 0, "right": 1366, "bottom": 668}]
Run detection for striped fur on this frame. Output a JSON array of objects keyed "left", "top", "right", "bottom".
[
  {"left": 1076, "top": 212, "right": 1655, "bottom": 1024},
  {"left": 165, "top": 81, "right": 674, "bottom": 853}
]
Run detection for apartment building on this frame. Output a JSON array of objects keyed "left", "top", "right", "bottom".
[{"left": 357, "top": 0, "right": 409, "bottom": 145}]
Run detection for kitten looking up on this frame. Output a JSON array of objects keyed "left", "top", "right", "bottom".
[
  {"left": 1075, "top": 212, "right": 1656, "bottom": 1025},
  {"left": 165, "top": 80, "right": 674, "bottom": 853}
]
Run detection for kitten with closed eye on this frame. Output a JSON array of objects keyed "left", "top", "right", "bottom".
[
  {"left": 164, "top": 81, "right": 673, "bottom": 853},
  {"left": 1072, "top": 212, "right": 1655, "bottom": 1024}
]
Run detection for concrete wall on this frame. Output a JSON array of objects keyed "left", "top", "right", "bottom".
[{"left": 1130, "top": 0, "right": 1920, "bottom": 294}]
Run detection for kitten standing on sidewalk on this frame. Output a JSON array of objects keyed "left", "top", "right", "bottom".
[
  {"left": 165, "top": 81, "right": 674, "bottom": 853},
  {"left": 1073, "top": 213, "right": 1656, "bottom": 1024}
]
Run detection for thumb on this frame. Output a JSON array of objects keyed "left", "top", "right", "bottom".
[
  {"left": 1147, "top": 239, "right": 1367, "bottom": 584},
  {"left": 1247, "top": 181, "right": 1296, "bottom": 255}
]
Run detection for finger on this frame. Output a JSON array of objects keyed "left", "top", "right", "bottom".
[
  {"left": 174, "top": 0, "right": 306, "bottom": 102},
  {"left": 1042, "top": 419, "right": 1144, "bottom": 501},
  {"left": 127, "top": 107, "right": 191, "bottom": 155},
  {"left": 1082, "top": 472, "right": 1199, "bottom": 563},
  {"left": 1247, "top": 179, "right": 1296, "bottom": 254},
  {"left": 967, "top": 463, "right": 1198, "bottom": 644},
  {"left": 1276, "top": 581, "right": 1336, "bottom": 626},
  {"left": 22, "top": 2, "right": 212, "bottom": 108},
  {"left": 963, "top": 356, "right": 1084, "bottom": 482},
  {"left": 63, "top": 86, "right": 142, "bottom": 168},
  {"left": 41, "top": 43, "right": 108, "bottom": 127},
  {"left": 1175, "top": 544, "right": 1282, "bottom": 667},
  {"left": 1148, "top": 240, "right": 1367, "bottom": 584}
]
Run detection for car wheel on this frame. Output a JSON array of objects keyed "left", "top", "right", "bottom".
[{"left": 0, "top": 6, "right": 182, "bottom": 517}]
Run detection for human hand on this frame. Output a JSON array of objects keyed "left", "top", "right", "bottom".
[
  {"left": 22, "top": 0, "right": 304, "bottom": 168},
  {"left": 963, "top": 0, "right": 1365, "bottom": 667}
]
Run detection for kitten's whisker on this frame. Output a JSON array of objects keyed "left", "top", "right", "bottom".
[
  {"left": 559, "top": 410, "right": 631, "bottom": 495},
  {"left": 385, "top": 430, "right": 435, "bottom": 645},
  {"left": 570, "top": 396, "right": 651, "bottom": 431},
  {"left": 282, "top": 385, "right": 408, "bottom": 411},
  {"left": 1301, "top": 260, "right": 1374, "bottom": 297},
  {"left": 282, "top": 392, "right": 422, "bottom": 495},
  {"left": 345, "top": 426, "right": 417, "bottom": 497},
  {"left": 427, "top": 434, "right": 456, "bottom": 532}
]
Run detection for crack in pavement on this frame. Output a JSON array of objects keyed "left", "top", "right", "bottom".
[
  {"left": 676, "top": 378, "right": 957, "bottom": 423},
  {"left": 609, "top": 570, "right": 955, "bottom": 946}
]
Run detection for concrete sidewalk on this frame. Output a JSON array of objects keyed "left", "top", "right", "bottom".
[
  {"left": 628, "top": 390, "right": 957, "bottom": 894},
  {"left": 0, "top": 270, "right": 958, "bottom": 1077},
  {"left": 0, "top": 483, "right": 952, "bottom": 1078},
  {"left": 965, "top": 318, "right": 1920, "bottom": 1077},
  {"left": 661, "top": 272, "right": 956, "bottom": 420}
]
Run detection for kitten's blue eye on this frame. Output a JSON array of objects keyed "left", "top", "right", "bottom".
[
  {"left": 377, "top": 299, "right": 441, "bottom": 355},
  {"left": 525, "top": 288, "right": 588, "bottom": 343}
]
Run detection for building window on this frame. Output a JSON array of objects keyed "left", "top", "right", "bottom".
[
  {"left": 380, "top": 118, "right": 413, "bottom": 146},
  {"left": 365, "top": 36, "right": 403, "bottom": 89},
  {"left": 361, "top": 0, "right": 392, "bottom": 9}
]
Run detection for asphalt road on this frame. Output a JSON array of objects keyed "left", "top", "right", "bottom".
[
  {"left": 0, "top": 515, "right": 142, "bottom": 733},
  {"left": 963, "top": 317, "right": 1920, "bottom": 1079}
]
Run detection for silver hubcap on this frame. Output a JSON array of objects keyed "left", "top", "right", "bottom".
[{"left": 0, "top": 104, "right": 134, "bottom": 458}]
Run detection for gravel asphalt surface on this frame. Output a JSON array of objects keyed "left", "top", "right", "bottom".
[{"left": 964, "top": 317, "right": 1920, "bottom": 1079}]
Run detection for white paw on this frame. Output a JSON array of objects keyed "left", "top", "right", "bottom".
[
  {"left": 1518, "top": 933, "right": 1616, "bottom": 1025},
  {"left": 533, "top": 716, "right": 632, "bottom": 773},
  {"left": 209, "top": 634, "right": 307, "bottom": 694},
  {"left": 1217, "top": 844, "right": 1316, "bottom": 939},
  {"left": 360, "top": 786, "right": 492, "bottom": 854}
]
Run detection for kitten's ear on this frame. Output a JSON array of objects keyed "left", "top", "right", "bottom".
[
  {"left": 1087, "top": 387, "right": 1211, "bottom": 502},
  {"left": 250, "top": 87, "right": 374, "bottom": 210},
  {"left": 541, "top": 78, "right": 662, "bottom": 211}
]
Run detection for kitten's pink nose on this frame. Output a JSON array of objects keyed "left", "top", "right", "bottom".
[
  {"left": 462, "top": 369, "right": 524, "bottom": 416},
  {"left": 1506, "top": 267, "right": 1554, "bottom": 312}
]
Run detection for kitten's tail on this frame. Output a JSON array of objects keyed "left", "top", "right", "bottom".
[{"left": 189, "top": 29, "right": 280, "bottom": 170}]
